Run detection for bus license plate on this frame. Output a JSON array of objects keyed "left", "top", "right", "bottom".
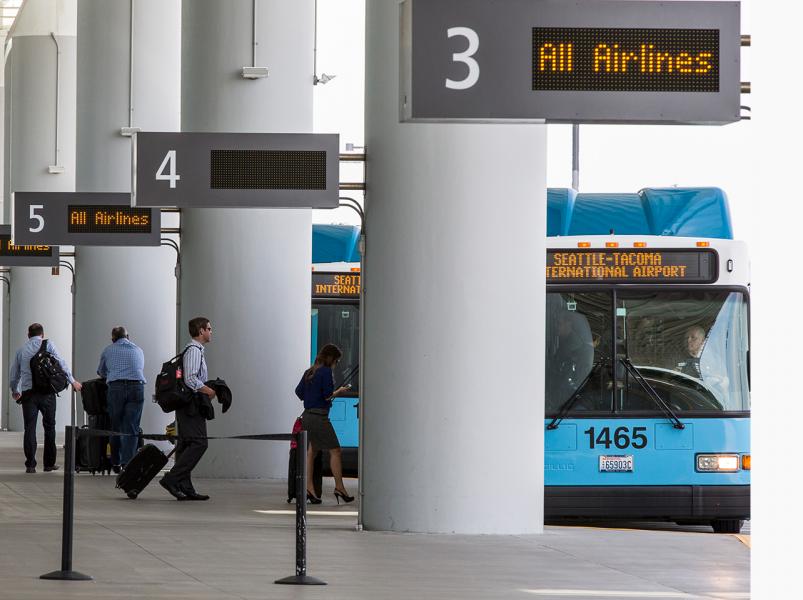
[{"left": 599, "top": 455, "right": 634, "bottom": 472}]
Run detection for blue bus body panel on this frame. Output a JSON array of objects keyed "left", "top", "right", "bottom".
[
  {"left": 545, "top": 418, "right": 750, "bottom": 486},
  {"left": 546, "top": 187, "right": 733, "bottom": 240},
  {"left": 330, "top": 397, "right": 359, "bottom": 447},
  {"left": 312, "top": 224, "right": 361, "bottom": 263}
]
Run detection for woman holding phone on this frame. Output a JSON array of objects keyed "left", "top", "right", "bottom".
[{"left": 295, "top": 343, "right": 354, "bottom": 504}]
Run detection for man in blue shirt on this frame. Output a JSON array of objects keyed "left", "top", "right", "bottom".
[
  {"left": 98, "top": 326, "right": 146, "bottom": 469},
  {"left": 9, "top": 323, "right": 82, "bottom": 473}
]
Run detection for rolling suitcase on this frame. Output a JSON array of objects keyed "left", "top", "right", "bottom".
[
  {"left": 116, "top": 444, "right": 176, "bottom": 499},
  {"left": 287, "top": 417, "right": 323, "bottom": 502},
  {"left": 75, "top": 413, "right": 112, "bottom": 475}
]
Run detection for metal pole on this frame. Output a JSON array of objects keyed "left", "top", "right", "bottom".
[
  {"left": 571, "top": 124, "right": 580, "bottom": 191},
  {"left": 40, "top": 426, "right": 92, "bottom": 581},
  {"left": 356, "top": 232, "right": 365, "bottom": 530},
  {"left": 275, "top": 430, "right": 326, "bottom": 585}
]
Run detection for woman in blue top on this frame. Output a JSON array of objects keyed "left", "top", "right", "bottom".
[{"left": 295, "top": 343, "right": 353, "bottom": 504}]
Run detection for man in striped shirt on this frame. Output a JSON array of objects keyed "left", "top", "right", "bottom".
[
  {"left": 159, "top": 317, "right": 216, "bottom": 501},
  {"left": 97, "top": 326, "right": 146, "bottom": 470}
]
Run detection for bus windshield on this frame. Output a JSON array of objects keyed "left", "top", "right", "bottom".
[
  {"left": 545, "top": 289, "right": 749, "bottom": 415},
  {"left": 312, "top": 303, "right": 360, "bottom": 393}
]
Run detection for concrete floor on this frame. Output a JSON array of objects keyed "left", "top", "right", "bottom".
[{"left": 0, "top": 431, "right": 749, "bottom": 600}]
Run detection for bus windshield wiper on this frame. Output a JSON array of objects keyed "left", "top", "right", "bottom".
[
  {"left": 619, "top": 356, "right": 685, "bottom": 430},
  {"left": 547, "top": 361, "right": 602, "bottom": 430}
]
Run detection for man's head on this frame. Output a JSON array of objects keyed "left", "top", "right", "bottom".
[
  {"left": 27, "top": 323, "right": 44, "bottom": 338},
  {"left": 111, "top": 326, "right": 128, "bottom": 342},
  {"left": 685, "top": 325, "right": 706, "bottom": 357},
  {"left": 189, "top": 317, "right": 212, "bottom": 343}
]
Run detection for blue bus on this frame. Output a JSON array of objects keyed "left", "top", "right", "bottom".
[
  {"left": 312, "top": 187, "right": 750, "bottom": 533},
  {"left": 310, "top": 224, "right": 361, "bottom": 474}
]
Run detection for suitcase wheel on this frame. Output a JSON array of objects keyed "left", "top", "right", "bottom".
[{"left": 126, "top": 491, "right": 138, "bottom": 499}]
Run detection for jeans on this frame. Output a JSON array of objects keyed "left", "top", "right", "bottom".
[
  {"left": 106, "top": 380, "right": 144, "bottom": 466},
  {"left": 21, "top": 391, "right": 57, "bottom": 469}
]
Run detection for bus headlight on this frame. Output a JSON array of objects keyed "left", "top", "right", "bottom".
[{"left": 696, "top": 454, "right": 740, "bottom": 472}]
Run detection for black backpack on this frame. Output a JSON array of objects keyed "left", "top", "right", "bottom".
[
  {"left": 80, "top": 377, "right": 108, "bottom": 415},
  {"left": 154, "top": 347, "right": 192, "bottom": 413},
  {"left": 30, "top": 339, "right": 69, "bottom": 394}
]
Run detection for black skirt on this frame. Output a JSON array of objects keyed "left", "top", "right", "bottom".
[{"left": 301, "top": 409, "right": 341, "bottom": 450}]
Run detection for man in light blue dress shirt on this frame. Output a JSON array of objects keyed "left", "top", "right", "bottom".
[
  {"left": 98, "top": 326, "right": 146, "bottom": 468},
  {"left": 9, "top": 323, "right": 82, "bottom": 473}
]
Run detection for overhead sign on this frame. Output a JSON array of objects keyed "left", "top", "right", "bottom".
[
  {"left": 13, "top": 193, "right": 160, "bottom": 246},
  {"left": 312, "top": 272, "right": 361, "bottom": 299},
  {"left": 132, "top": 132, "right": 339, "bottom": 208},
  {"left": 401, "top": 0, "right": 741, "bottom": 124},
  {"left": 0, "top": 225, "right": 59, "bottom": 267},
  {"left": 546, "top": 249, "right": 718, "bottom": 283}
]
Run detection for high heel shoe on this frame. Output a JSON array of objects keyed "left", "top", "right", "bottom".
[
  {"left": 333, "top": 489, "right": 355, "bottom": 504},
  {"left": 306, "top": 491, "right": 322, "bottom": 505}
]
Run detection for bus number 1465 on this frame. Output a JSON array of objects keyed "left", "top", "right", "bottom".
[{"left": 584, "top": 426, "right": 648, "bottom": 450}]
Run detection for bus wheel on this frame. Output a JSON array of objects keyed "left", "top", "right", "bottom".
[{"left": 711, "top": 519, "right": 744, "bottom": 534}]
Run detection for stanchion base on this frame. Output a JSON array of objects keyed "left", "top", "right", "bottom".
[
  {"left": 40, "top": 570, "right": 93, "bottom": 581},
  {"left": 274, "top": 574, "right": 327, "bottom": 585}
]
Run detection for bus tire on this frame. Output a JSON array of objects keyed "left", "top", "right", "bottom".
[{"left": 711, "top": 519, "right": 743, "bottom": 534}]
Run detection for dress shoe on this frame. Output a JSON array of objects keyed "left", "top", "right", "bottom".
[
  {"left": 159, "top": 477, "right": 188, "bottom": 500},
  {"left": 184, "top": 491, "right": 210, "bottom": 501},
  {"left": 25, "top": 467, "right": 36, "bottom": 474},
  {"left": 44, "top": 464, "right": 60, "bottom": 472},
  {"left": 306, "top": 491, "right": 322, "bottom": 505}
]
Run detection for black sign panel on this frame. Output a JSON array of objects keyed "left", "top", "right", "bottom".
[
  {"left": 311, "top": 272, "right": 361, "bottom": 299},
  {"left": 531, "top": 27, "right": 719, "bottom": 92},
  {"left": 13, "top": 192, "right": 160, "bottom": 246},
  {"left": 0, "top": 225, "right": 59, "bottom": 267},
  {"left": 401, "top": 0, "right": 741, "bottom": 124},
  {"left": 546, "top": 249, "right": 717, "bottom": 283},
  {"left": 133, "top": 132, "right": 339, "bottom": 208}
]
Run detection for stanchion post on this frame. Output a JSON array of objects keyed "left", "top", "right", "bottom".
[
  {"left": 40, "top": 425, "right": 92, "bottom": 581},
  {"left": 275, "top": 429, "right": 326, "bottom": 585}
]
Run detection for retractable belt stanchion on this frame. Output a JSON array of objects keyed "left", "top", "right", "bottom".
[
  {"left": 40, "top": 425, "right": 92, "bottom": 581},
  {"left": 40, "top": 426, "right": 324, "bottom": 585},
  {"left": 275, "top": 429, "right": 326, "bottom": 586}
]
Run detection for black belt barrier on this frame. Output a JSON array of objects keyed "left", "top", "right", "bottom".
[{"left": 41, "top": 425, "right": 327, "bottom": 586}]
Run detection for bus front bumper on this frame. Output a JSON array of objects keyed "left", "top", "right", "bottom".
[{"left": 545, "top": 485, "right": 750, "bottom": 521}]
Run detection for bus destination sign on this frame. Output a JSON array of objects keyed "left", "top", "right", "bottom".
[
  {"left": 0, "top": 225, "right": 58, "bottom": 267},
  {"left": 546, "top": 249, "right": 717, "bottom": 283},
  {"left": 312, "top": 272, "right": 361, "bottom": 299},
  {"left": 13, "top": 192, "right": 160, "bottom": 246}
]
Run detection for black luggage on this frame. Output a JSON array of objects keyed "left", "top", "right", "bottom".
[
  {"left": 76, "top": 413, "right": 112, "bottom": 475},
  {"left": 287, "top": 447, "right": 323, "bottom": 502},
  {"left": 287, "top": 416, "right": 323, "bottom": 502},
  {"left": 79, "top": 378, "right": 108, "bottom": 415},
  {"left": 116, "top": 444, "right": 176, "bottom": 499}
]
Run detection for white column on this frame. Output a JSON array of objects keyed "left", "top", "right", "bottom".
[
  {"left": 5, "top": 0, "right": 77, "bottom": 432},
  {"left": 0, "top": 29, "right": 8, "bottom": 429},
  {"left": 362, "top": 0, "right": 546, "bottom": 534},
  {"left": 181, "top": 0, "right": 313, "bottom": 478},
  {"left": 74, "top": 0, "right": 179, "bottom": 441}
]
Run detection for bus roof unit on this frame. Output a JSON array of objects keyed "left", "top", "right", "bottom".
[{"left": 547, "top": 187, "right": 733, "bottom": 240}]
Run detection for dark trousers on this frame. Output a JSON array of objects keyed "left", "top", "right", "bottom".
[
  {"left": 164, "top": 398, "right": 207, "bottom": 492},
  {"left": 106, "top": 381, "right": 144, "bottom": 466},
  {"left": 21, "top": 391, "right": 57, "bottom": 469}
]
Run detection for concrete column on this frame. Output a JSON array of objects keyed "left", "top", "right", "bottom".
[
  {"left": 0, "top": 29, "right": 8, "bottom": 429},
  {"left": 181, "top": 0, "right": 313, "bottom": 478},
  {"left": 5, "top": 0, "right": 77, "bottom": 432},
  {"left": 74, "top": 0, "right": 179, "bottom": 440},
  {"left": 362, "top": 0, "right": 546, "bottom": 533}
]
